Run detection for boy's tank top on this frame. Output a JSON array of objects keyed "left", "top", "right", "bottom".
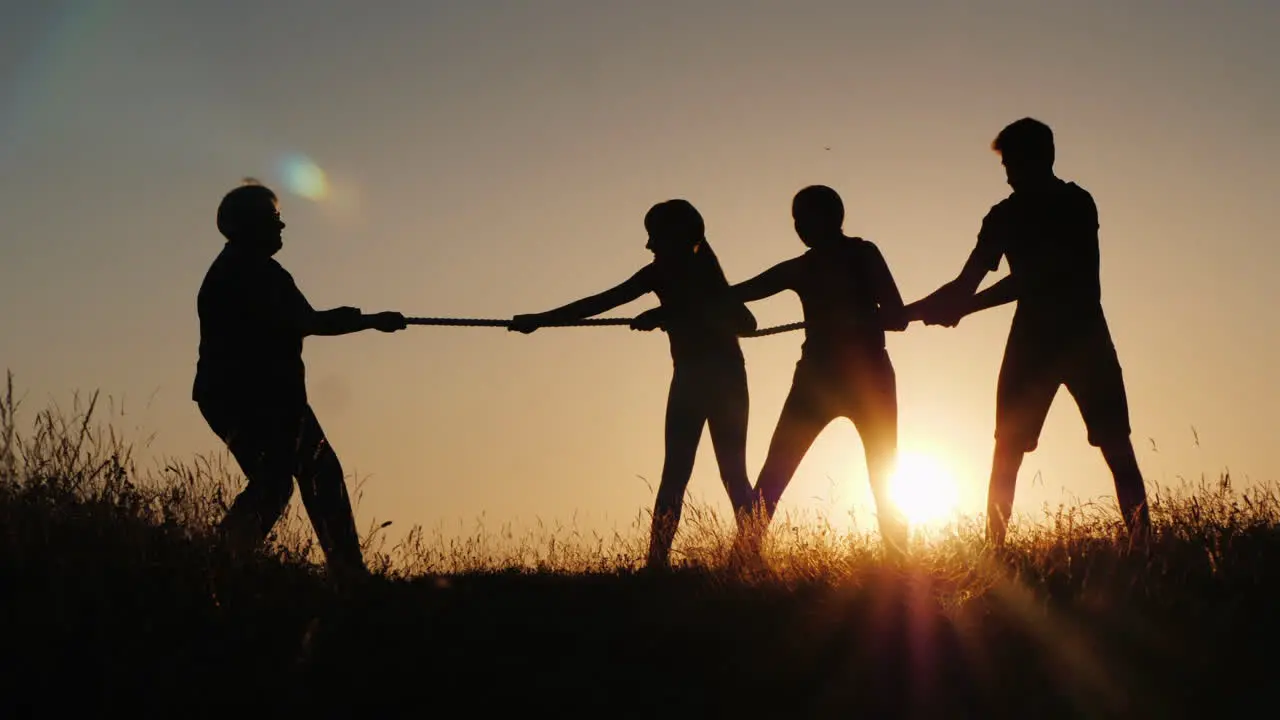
[{"left": 792, "top": 237, "right": 886, "bottom": 361}]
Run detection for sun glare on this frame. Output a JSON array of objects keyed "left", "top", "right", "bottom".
[
  {"left": 279, "top": 153, "right": 330, "bottom": 201},
  {"left": 888, "top": 451, "right": 960, "bottom": 527}
]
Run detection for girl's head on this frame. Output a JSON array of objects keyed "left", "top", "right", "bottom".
[{"left": 644, "top": 199, "right": 705, "bottom": 259}]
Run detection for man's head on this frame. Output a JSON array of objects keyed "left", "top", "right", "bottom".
[
  {"left": 791, "top": 185, "right": 844, "bottom": 247},
  {"left": 216, "top": 180, "right": 285, "bottom": 256},
  {"left": 644, "top": 199, "right": 705, "bottom": 258},
  {"left": 992, "top": 118, "right": 1055, "bottom": 190}
]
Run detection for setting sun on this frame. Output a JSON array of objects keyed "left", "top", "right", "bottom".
[{"left": 888, "top": 451, "right": 961, "bottom": 527}]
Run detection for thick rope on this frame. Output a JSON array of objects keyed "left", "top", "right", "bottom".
[
  {"left": 747, "top": 321, "right": 804, "bottom": 338},
  {"left": 405, "top": 316, "right": 805, "bottom": 338}
]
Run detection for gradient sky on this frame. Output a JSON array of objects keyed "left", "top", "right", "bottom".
[{"left": 2, "top": 0, "right": 1277, "bottom": 540}]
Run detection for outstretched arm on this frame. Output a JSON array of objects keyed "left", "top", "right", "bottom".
[
  {"left": 275, "top": 270, "right": 405, "bottom": 338},
  {"left": 967, "top": 275, "right": 1018, "bottom": 314},
  {"left": 904, "top": 241, "right": 1004, "bottom": 326},
  {"left": 906, "top": 208, "right": 1014, "bottom": 326},
  {"left": 305, "top": 307, "right": 407, "bottom": 336},
  {"left": 918, "top": 273, "right": 1018, "bottom": 328},
  {"left": 511, "top": 270, "right": 651, "bottom": 332},
  {"left": 921, "top": 250, "right": 990, "bottom": 306},
  {"left": 730, "top": 260, "right": 796, "bottom": 304}
]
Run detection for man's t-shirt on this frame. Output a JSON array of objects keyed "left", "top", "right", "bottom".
[
  {"left": 971, "top": 178, "right": 1106, "bottom": 342},
  {"left": 633, "top": 240, "right": 746, "bottom": 367},
  {"left": 192, "top": 244, "right": 313, "bottom": 407},
  {"left": 769, "top": 237, "right": 889, "bottom": 362}
]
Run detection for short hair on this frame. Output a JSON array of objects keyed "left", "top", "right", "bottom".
[
  {"left": 644, "top": 199, "right": 705, "bottom": 240},
  {"left": 992, "top": 118, "right": 1055, "bottom": 167},
  {"left": 792, "top": 185, "right": 844, "bottom": 227},
  {"left": 216, "top": 179, "right": 278, "bottom": 240}
]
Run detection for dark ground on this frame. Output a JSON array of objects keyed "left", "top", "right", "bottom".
[{"left": 1, "top": 485, "right": 1275, "bottom": 720}]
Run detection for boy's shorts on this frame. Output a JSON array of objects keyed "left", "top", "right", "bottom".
[{"left": 790, "top": 347, "right": 898, "bottom": 452}]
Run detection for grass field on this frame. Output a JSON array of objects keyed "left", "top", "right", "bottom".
[{"left": 1, "top": 376, "right": 1275, "bottom": 718}]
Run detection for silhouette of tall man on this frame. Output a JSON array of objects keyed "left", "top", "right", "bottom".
[
  {"left": 193, "top": 181, "right": 407, "bottom": 578},
  {"left": 910, "top": 118, "right": 1150, "bottom": 546}
]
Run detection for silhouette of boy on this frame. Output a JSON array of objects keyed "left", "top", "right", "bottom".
[
  {"left": 733, "top": 185, "right": 910, "bottom": 557},
  {"left": 193, "top": 180, "right": 407, "bottom": 579},
  {"left": 510, "top": 200, "right": 757, "bottom": 568},
  {"left": 908, "top": 118, "right": 1151, "bottom": 547}
]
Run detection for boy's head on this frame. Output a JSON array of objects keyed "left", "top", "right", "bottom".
[
  {"left": 791, "top": 185, "right": 844, "bottom": 247},
  {"left": 217, "top": 180, "right": 285, "bottom": 256},
  {"left": 644, "top": 199, "right": 705, "bottom": 257},
  {"left": 992, "top": 118, "right": 1055, "bottom": 190}
]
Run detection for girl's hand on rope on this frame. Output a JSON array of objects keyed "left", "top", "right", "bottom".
[
  {"left": 509, "top": 314, "right": 543, "bottom": 334},
  {"left": 630, "top": 308, "right": 664, "bottom": 332}
]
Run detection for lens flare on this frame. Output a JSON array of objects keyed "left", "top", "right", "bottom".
[
  {"left": 279, "top": 153, "right": 329, "bottom": 201},
  {"left": 888, "top": 450, "right": 960, "bottom": 527}
]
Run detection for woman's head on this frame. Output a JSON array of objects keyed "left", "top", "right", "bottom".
[{"left": 644, "top": 199, "right": 705, "bottom": 258}]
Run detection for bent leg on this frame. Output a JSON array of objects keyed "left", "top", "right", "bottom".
[
  {"left": 733, "top": 387, "right": 825, "bottom": 562},
  {"left": 293, "top": 406, "right": 365, "bottom": 575},
  {"left": 648, "top": 373, "right": 707, "bottom": 568},
  {"left": 200, "top": 401, "right": 296, "bottom": 559},
  {"left": 752, "top": 374, "right": 829, "bottom": 524}
]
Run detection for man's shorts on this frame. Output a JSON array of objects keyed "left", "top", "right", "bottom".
[{"left": 995, "top": 318, "right": 1132, "bottom": 452}]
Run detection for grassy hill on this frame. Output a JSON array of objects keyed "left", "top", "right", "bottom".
[{"left": 1, "top": 379, "right": 1275, "bottom": 718}]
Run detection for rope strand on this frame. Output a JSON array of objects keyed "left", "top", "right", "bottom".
[{"left": 404, "top": 316, "right": 805, "bottom": 338}]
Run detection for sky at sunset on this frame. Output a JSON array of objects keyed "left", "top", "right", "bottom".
[{"left": 2, "top": 0, "right": 1277, "bottom": 541}]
